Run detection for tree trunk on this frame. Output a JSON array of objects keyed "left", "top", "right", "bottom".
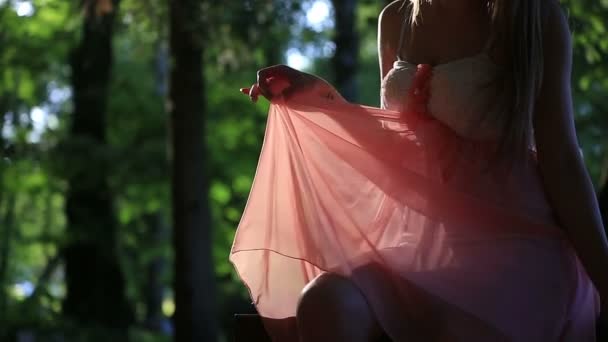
[
  {"left": 62, "top": 0, "right": 133, "bottom": 332},
  {"left": 141, "top": 40, "right": 170, "bottom": 334},
  {"left": 143, "top": 212, "right": 168, "bottom": 332},
  {"left": 331, "top": 0, "right": 359, "bottom": 102},
  {"left": 0, "top": 95, "right": 7, "bottom": 321},
  {"left": 0, "top": 194, "right": 15, "bottom": 320},
  {"left": 169, "top": 0, "right": 217, "bottom": 341}
]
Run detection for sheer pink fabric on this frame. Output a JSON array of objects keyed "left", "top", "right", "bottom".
[{"left": 229, "top": 68, "right": 600, "bottom": 341}]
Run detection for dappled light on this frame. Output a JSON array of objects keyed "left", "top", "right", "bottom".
[{"left": 1, "top": 0, "right": 607, "bottom": 341}]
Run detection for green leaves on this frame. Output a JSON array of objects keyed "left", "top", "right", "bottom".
[
  {"left": 560, "top": 0, "right": 608, "bottom": 186},
  {"left": 2, "top": 0, "right": 608, "bottom": 339}
]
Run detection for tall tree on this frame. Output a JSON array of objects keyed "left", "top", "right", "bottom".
[
  {"left": 331, "top": 0, "right": 360, "bottom": 101},
  {"left": 169, "top": 0, "right": 217, "bottom": 340},
  {"left": 142, "top": 39, "right": 170, "bottom": 333},
  {"left": 0, "top": 93, "right": 8, "bottom": 322},
  {"left": 62, "top": 0, "right": 133, "bottom": 333},
  {"left": 0, "top": 195, "right": 15, "bottom": 321}
]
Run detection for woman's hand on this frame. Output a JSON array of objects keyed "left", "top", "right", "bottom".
[
  {"left": 239, "top": 64, "right": 344, "bottom": 103},
  {"left": 239, "top": 64, "right": 307, "bottom": 102}
]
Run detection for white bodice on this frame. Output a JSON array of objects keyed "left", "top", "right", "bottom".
[{"left": 381, "top": 53, "right": 505, "bottom": 141}]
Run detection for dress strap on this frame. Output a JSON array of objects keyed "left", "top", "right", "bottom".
[{"left": 395, "top": 2, "right": 412, "bottom": 61}]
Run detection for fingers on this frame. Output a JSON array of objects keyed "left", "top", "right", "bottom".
[
  {"left": 266, "top": 76, "right": 291, "bottom": 97},
  {"left": 257, "top": 64, "right": 292, "bottom": 80},
  {"left": 239, "top": 83, "right": 270, "bottom": 103},
  {"left": 281, "top": 84, "right": 298, "bottom": 101},
  {"left": 240, "top": 65, "right": 301, "bottom": 102},
  {"left": 257, "top": 80, "right": 273, "bottom": 100},
  {"left": 257, "top": 65, "right": 298, "bottom": 87},
  {"left": 248, "top": 84, "right": 261, "bottom": 103},
  {"left": 282, "top": 76, "right": 314, "bottom": 100},
  {"left": 256, "top": 72, "right": 276, "bottom": 100}
]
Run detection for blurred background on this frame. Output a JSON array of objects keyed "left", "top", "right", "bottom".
[{"left": 0, "top": 0, "right": 607, "bottom": 341}]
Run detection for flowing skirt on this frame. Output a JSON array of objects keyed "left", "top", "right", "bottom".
[{"left": 229, "top": 85, "right": 600, "bottom": 341}]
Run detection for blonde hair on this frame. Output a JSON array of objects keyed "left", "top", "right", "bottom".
[{"left": 405, "top": 0, "right": 545, "bottom": 169}]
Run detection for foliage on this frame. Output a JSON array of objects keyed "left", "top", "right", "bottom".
[
  {"left": 1, "top": 0, "right": 607, "bottom": 340},
  {"left": 561, "top": 0, "right": 608, "bottom": 185}
]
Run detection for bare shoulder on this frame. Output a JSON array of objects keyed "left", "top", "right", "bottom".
[
  {"left": 379, "top": 0, "right": 406, "bottom": 22},
  {"left": 378, "top": 0, "right": 408, "bottom": 52},
  {"left": 378, "top": 0, "right": 408, "bottom": 79}
]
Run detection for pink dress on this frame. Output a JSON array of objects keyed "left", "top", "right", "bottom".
[{"left": 229, "top": 54, "right": 600, "bottom": 341}]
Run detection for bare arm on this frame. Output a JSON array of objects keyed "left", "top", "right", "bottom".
[{"left": 534, "top": 1, "right": 608, "bottom": 304}]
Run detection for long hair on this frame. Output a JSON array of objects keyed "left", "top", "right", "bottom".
[{"left": 406, "top": 0, "right": 545, "bottom": 169}]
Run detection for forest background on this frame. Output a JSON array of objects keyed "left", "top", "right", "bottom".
[{"left": 1, "top": 0, "right": 607, "bottom": 341}]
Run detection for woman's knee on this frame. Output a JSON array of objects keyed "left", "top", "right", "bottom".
[
  {"left": 298, "top": 273, "right": 345, "bottom": 315},
  {"left": 296, "top": 272, "right": 383, "bottom": 340},
  {"left": 297, "top": 272, "right": 374, "bottom": 323}
]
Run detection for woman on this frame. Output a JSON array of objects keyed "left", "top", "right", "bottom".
[{"left": 231, "top": 0, "right": 608, "bottom": 340}]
